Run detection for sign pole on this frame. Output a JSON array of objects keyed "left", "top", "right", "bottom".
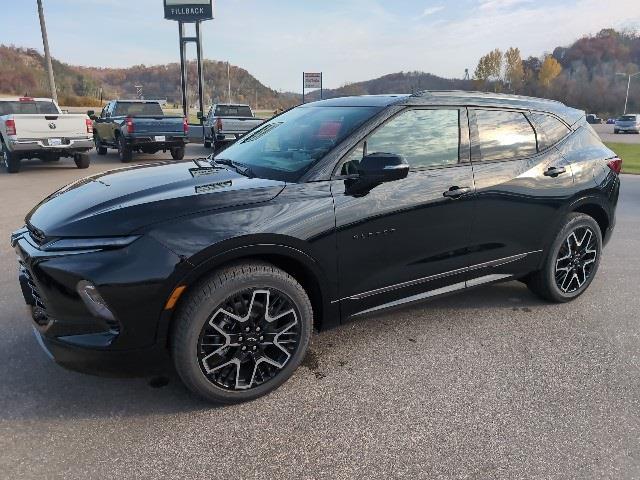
[
  {"left": 195, "top": 20, "right": 205, "bottom": 136},
  {"left": 178, "top": 21, "right": 188, "bottom": 118}
]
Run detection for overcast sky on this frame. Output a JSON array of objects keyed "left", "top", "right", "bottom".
[{"left": 4, "top": 0, "right": 640, "bottom": 92}]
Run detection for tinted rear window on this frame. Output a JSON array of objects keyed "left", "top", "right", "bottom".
[
  {"left": 475, "top": 110, "right": 537, "bottom": 161},
  {"left": 215, "top": 105, "right": 253, "bottom": 117},
  {"left": 619, "top": 115, "right": 637, "bottom": 121},
  {"left": 529, "top": 113, "right": 571, "bottom": 150},
  {"left": 113, "top": 102, "right": 164, "bottom": 116},
  {"left": 0, "top": 100, "right": 59, "bottom": 115}
]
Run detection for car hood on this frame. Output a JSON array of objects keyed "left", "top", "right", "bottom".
[{"left": 26, "top": 160, "right": 286, "bottom": 238}]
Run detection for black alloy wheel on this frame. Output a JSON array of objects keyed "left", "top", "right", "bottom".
[
  {"left": 197, "top": 288, "right": 301, "bottom": 390},
  {"left": 554, "top": 226, "right": 598, "bottom": 294}
]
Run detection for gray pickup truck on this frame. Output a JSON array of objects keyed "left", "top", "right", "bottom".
[
  {"left": 90, "top": 100, "right": 188, "bottom": 162},
  {"left": 203, "top": 103, "right": 264, "bottom": 152}
]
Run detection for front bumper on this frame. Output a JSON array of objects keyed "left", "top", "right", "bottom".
[
  {"left": 9, "top": 137, "right": 93, "bottom": 152},
  {"left": 11, "top": 228, "right": 184, "bottom": 375}
]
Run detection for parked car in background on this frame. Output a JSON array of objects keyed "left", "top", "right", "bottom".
[
  {"left": 0, "top": 97, "right": 92, "bottom": 173},
  {"left": 606, "top": 118, "right": 617, "bottom": 124},
  {"left": 203, "top": 103, "right": 264, "bottom": 151},
  {"left": 12, "top": 92, "right": 621, "bottom": 404},
  {"left": 614, "top": 114, "right": 640, "bottom": 134},
  {"left": 586, "top": 113, "right": 603, "bottom": 124},
  {"left": 90, "top": 100, "right": 188, "bottom": 162}
]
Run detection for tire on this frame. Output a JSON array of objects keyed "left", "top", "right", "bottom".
[
  {"left": 1, "top": 142, "right": 20, "bottom": 173},
  {"left": 170, "top": 146, "right": 185, "bottom": 160},
  {"left": 117, "top": 135, "right": 132, "bottom": 163},
  {"left": 526, "top": 213, "right": 602, "bottom": 303},
  {"left": 613, "top": 130, "right": 619, "bottom": 134},
  {"left": 95, "top": 137, "right": 108, "bottom": 156},
  {"left": 73, "top": 153, "right": 90, "bottom": 169},
  {"left": 204, "top": 139, "right": 212, "bottom": 149},
  {"left": 172, "top": 261, "right": 313, "bottom": 404}
]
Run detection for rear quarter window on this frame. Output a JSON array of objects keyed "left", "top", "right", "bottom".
[
  {"left": 529, "top": 113, "right": 571, "bottom": 150},
  {"left": 475, "top": 110, "right": 537, "bottom": 161}
]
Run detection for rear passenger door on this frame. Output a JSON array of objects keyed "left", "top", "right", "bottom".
[
  {"left": 466, "top": 108, "right": 574, "bottom": 282},
  {"left": 333, "top": 107, "right": 477, "bottom": 317}
]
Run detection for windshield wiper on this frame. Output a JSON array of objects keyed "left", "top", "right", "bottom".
[{"left": 211, "top": 158, "right": 256, "bottom": 178}]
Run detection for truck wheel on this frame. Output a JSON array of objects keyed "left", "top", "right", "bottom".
[
  {"left": 117, "top": 135, "right": 133, "bottom": 163},
  {"left": 74, "top": 153, "right": 90, "bottom": 169},
  {"left": 1, "top": 142, "right": 20, "bottom": 173},
  {"left": 95, "top": 138, "right": 108, "bottom": 155},
  {"left": 171, "top": 261, "right": 313, "bottom": 404},
  {"left": 170, "top": 146, "right": 185, "bottom": 160},
  {"left": 204, "top": 139, "right": 212, "bottom": 149}
]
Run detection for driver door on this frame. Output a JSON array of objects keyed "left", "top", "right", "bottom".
[{"left": 332, "top": 107, "right": 477, "bottom": 318}]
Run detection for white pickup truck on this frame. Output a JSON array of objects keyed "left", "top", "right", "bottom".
[
  {"left": 202, "top": 103, "right": 264, "bottom": 151},
  {"left": 0, "top": 97, "right": 93, "bottom": 173}
]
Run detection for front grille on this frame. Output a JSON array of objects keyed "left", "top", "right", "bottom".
[{"left": 18, "top": 259, "right": 49, "bottom": 326}]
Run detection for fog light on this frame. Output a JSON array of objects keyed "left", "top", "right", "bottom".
[{"left": 76, "top": 280, "right": 116, "bottom": 321}]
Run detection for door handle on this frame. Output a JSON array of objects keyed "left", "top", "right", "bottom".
[
  {"left": 443, "top": 186, "right": 472, "bottom": 199},
  {"left": 544, "top": 166, "right": 567, "bottom": 177}
]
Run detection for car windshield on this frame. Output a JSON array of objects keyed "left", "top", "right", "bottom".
[
  {"left": 619, "top": 115, "right": 636, "bottom": 121},
  {"left": 214, "top": 105, "right": 382, "bottom": 182},
  {"left": 0, "top": 100, "right": 59, "bottom": 115},
  {"left": 215, "top": 105, "right": 253, "bottom": 117},
  {"left": 114, "top": 102, "right": 164, "bottom": 116}
]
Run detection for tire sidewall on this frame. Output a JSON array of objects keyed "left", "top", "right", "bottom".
[
  {"left": 543, "top": 214, "right": 603, "bottom": 301},
  {"left": 174, "top": 266, "right": 313, "bottom": 404}
]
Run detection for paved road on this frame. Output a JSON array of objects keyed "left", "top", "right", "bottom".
[
  {"left": 593, "top": 123, "right": 640, "bottom": 144},
  {"left": 1, "top": 146, "right": 640, "bottom": 479}
]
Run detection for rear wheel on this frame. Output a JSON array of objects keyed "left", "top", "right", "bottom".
[
  {"left": 1, "top": 142, "right": 20, "bottom": 173},
  {"left": 526, "top": 213, "right": 602, "bottom": 302},
  {"left": 204, "top": 139, "right": 212, "bottom": 149},
  {"left": 170, "top": 146, "right": 185, "bottom": 160},
  {"left": 172, "top": 261, "right": 313, "bottom": 404},
  {"left": 117, "top": 135, "right": 132, "bottom": 163},
  {"left": 95, "top": 137, "right": 108, "bottom": 155},
  {"left": 73, "top": 153, "right": 90, "bottom": 169}
]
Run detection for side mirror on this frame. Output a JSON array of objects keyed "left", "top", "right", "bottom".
[{"left": 358, "top": 152, "right": 409, "bottom": 182}]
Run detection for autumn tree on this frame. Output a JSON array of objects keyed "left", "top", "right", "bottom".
[
  {"left": 504, "top": 47, "right": 524, "bottom": 92},
  {"left": 538, "top": 55, "right": 562, "bottom": 88},
  {"left": 474, "top": 48, "right": 503, "bottom": 89}
]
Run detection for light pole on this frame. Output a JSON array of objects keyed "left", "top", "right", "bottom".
[
  {"left": 36, "top": 0, "right": 57, "bottom": 103},
  {"left": 616, "top": 71, "right": 640, "bottom": 115}
]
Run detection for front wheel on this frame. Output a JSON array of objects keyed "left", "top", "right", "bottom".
[
  {"left": 172, "top": 262, "right": 313, "bottom": 404},
  {"left": 170, "top": 146, "right": 185, "bottom": 160},
  {"left": 526, "top": 213, "right": 602, "bottom": 302}
]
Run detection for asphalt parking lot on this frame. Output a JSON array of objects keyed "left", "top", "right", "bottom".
[{"left": 1, "top": 145, "right": 640, "bottom": 479}]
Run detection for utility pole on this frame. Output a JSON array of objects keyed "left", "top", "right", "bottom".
[
  {"left": 227, "top": 61, "right": 231, "bottom": 103},
  {"left": 37, "top": 0, "right": 57, "bottom": 103},
  {"left": 616, "top": 71, "right": 640, "bottom": 115}
]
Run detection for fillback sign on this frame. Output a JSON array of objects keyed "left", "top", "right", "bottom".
[{"left": 164, "top": 0, "right": 214, "bottom": 22}]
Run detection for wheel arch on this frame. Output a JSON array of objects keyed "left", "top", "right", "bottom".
[
  {"left": 570, "top": 198, "right": 610, "bottom": 239},
  {"left": 157, "top": 242, "right": 338, "bottom": 349}
]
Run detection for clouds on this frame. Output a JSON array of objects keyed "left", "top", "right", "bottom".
[{"left": 3, "top": 0, "right": 640, "bottom": 92}]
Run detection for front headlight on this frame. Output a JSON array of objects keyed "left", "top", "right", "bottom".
[{"left": 43, "top": 236, "right": 140, "bottom": 252}]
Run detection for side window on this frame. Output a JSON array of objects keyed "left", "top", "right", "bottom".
[
  {"left": 100, "top": 104, "right": 109, "bottom": 118},
  {"left": 529, "top": 113, "right": 571, "bottom": 150},
  {"left": 364, "top": 109, "right": 459, "bottom": 169},
  {"left": 475, "top": 110, "right": 537, "bottom": 161}
]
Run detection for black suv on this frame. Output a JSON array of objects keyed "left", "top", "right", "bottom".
[{"left": 11, "top": 92, "right": 621, "bottom": 403}]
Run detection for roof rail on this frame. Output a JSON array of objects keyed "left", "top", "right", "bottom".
[{"left": 409, "top": 89, "right": 564, "bottom": 105}]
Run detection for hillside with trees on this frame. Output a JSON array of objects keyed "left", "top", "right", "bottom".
[
  {"left": 471, "top": 28, "right": 640, "bottom": 116},
  {"left": 2, "top": 28, "right": 638, "bottom": 115},
  {"left": 0, "top": 44, "right": 297, "bottom": 109}
]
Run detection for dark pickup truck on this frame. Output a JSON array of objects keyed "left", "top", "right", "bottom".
[{"left": 89, "top": 100, "right": 188, "bottom": 162}]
